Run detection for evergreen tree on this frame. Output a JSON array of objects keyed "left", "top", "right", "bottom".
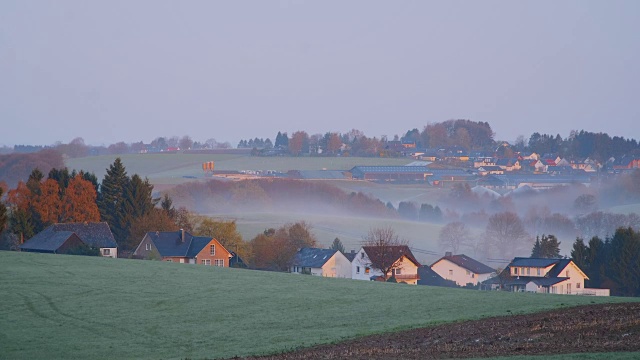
[
  {"left": 330, "top": 237, "right": 345, "bottom": 253},
  {"left": 570, "top": 237, "right": 589, "bottom": 271},
  {"left": 585, "top": 236, "right": 606, "bottom": 288},
  {"left": 531, "top": 236, "right": 542, "bottom": 257},
  {"left": 122, "top": 175, "right": 156, "bottom": 248},
  {"left": 9, "top": 208, "right": 34, "bottom": 243},
  {"left": 48, "top": 167, "right": 71, "bottom": 195},
  {"left": 160, "top": 193, "right": 176, "bottom": 220},
  {"left": 607, "top": 227, "right": 640, "bottom": 296},
  {"left": 98, "top": 158, "right": 129, "bottom": 245}
]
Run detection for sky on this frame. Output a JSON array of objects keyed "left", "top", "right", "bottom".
[{"left": 1, "top": 1, "right": 639, "bottom": 147}]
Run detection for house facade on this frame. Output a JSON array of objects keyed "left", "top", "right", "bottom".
[
  {"left": 352, "top": 246, "right": 421, "bottom": 285},
  {"left": 482, "top": 257, "right": 609, "bottom": 296},
  {"left": 289, "top": 248, "right": 351, "bottom": 278},
  {"left": 133, "top": 230, "right": 232, "bottom": 266},
  {"left": 431, "top": 253, "right": 495, "bottom": 286}
]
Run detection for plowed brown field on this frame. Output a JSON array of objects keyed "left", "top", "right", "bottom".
[{"left": 236, "top": 302, "right": 640, "bottom": 359}]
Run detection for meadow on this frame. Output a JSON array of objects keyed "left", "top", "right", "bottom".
[
  {"left": 1, "top": 251, "right": 636, "bottom": 360},
  {"left": 66, "top": 153, "right": 413, "bottom": 184}
]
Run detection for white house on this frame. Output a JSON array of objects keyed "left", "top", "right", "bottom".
[
  {"left": 351, "top": 246, "right": 421, "bottom": 285},
  {"left": 481, "top": 257, "right": 609, "bottom": 296},
  {"left": 289, "top": 248, "right": 351, "bottom": 278},
  {"left": 431, "top": 253, "right": 495, "bottom": 286}
]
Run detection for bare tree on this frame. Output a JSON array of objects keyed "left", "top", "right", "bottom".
[
  {"left": 483, "top": 212, "right": 529, "bottom": 260},
  {"left": 362, "top": 226, "right": 408, "bottom": 280},
  {"left": 438, "top": 222, "right": 470, "bottom": 254}
]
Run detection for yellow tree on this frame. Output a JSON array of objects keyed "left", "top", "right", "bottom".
[{"left": 61, "top": 175, "right": 100, "bottom": 223}]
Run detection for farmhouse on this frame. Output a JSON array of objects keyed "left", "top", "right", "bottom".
[
  {"left": 431, "top": 253, "right": 495, "bottom": 286},
  {"left": 482, "top": 257, "right": 609, "bottom": 296},
  {"left": 351, "top": 246, "right": 421, "bottom": 284},
  {"left": 133, "top": 229, "right": 232, "bottom": 266},
  {"left": 20, "top": 222, "right": 118, "bottom": 258},
  {"left": 289, "top": 248, "right": 351, "bottom": 278}
]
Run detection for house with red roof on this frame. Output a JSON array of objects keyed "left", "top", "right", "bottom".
[{"left": 351, "top": 245, "right": 421, "bottom": 284}]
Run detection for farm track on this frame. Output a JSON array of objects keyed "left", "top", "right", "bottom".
[{"left": 236, "top": 302, "right": 640, "bottom": 359}]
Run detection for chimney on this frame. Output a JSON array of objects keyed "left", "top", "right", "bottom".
[
  {"left": 180, "top": 229, "right": 185, "bottom": 242},
  {"left": 445, "top": 251, "right": 452, "bottom": 257}
]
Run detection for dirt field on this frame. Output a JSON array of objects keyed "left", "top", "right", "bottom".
[{"left": 237, "top": 302, "right": 640, "bottom": 359}]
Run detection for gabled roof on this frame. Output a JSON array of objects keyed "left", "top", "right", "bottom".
[
  {"left": 49, "top": 222, "right": 117, "bottom": 248},
  {"left": 432, "top": 254, "right": 495, "bottom": 274},
  {"left": 510, "top": 257, "right": 560, "bottom": 268},
  {"left": 20, "top": 228, "right": 79, "bottom": 252},
  {"left": 362, "top": 245, "right": 421, "bottom": 267},
  {"left": 343, "top": 251, "right": 357, "bottom": 262},
  {"left": 145, "top": 231, "right": 221, "bottom": 258},
  {"left": 292, "top": 248, "right": 337, "bottom": 268}
]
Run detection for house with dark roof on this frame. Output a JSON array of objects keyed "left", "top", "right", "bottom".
[
  {"left": 289, "top": 248, "right": 351, "bottom": 278},
  {"left": 417, "top": 266, "right": 457, "bottom": 287},
  {"left": 481, "top": 257, "right": 608, "bottom": 296},
  {"left": 20, "top": 222, "right": 118, "bottom": 258},
  {"left": 133, "top": 230, "right": 232, "bottom": 266},
  {"left": 352, "top": 245, "right": 421, "bottom": 284},
  {"left": 431, "top": 253, "right": 495, "bottom": 286}
]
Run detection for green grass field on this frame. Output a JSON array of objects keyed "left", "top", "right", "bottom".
[{"left": 1, "top": 251, "right": 636, "bottom": 360}]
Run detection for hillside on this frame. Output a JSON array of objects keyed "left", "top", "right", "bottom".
[{"left": 1, "top": 252, "right": 636, "bottom": 360}]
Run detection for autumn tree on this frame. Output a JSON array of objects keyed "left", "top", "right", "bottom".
[
  {"left": 6, "top": 181, "right": 37, "bottom": 240},
  {"left": 249, "top": 222, "right": 316, "bottom": 271},
  {"left": 438, "top": 222, "right": 470, "bottom": 254},
  {"left": 325, "top": 132, "right": 343, "bottom": 154},
  {"left": 32, "top": 178, "right": 62, "bottom": 225},
  {"left": 483, "top": 211, "right": 529, "bottom": 259},
  {"left": 195, "top": 218, "right": 250, "bottom": 262},
  {"left": 362, "top": 226, "right": 408, "bottom": 280},
  {"left": 288, "top": 131, "right": 309, "bottom": 156},
  {"left": 0, "top": 187, "right": 7, "bottom": 232},
  {"left": 61, "top": 175, "right": 100, "bottom": 223}
]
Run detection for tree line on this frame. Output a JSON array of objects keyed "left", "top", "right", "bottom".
[{"left": 571, "top": 227, "right": 640, "bottom": 297}]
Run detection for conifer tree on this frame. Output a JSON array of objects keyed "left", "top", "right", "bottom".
[
  {"left": 98, "top": 158, "right": 129, "bottom": 243},
  {"left": 330, "top": 237, "right": 345, "bottom": 253}
]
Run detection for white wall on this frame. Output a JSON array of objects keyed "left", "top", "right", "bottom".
[
  {"left": 351, "top": 248, "right": 382, "bottom": 281},
  {"left": 432, "top": 259, "right": 487, "bottom": 286},
  {"left": 321, "top": 252, "right": 352, "bottom": 278},
  {"left": 100, "top": 247, "right": 117, "bottom": 258}
]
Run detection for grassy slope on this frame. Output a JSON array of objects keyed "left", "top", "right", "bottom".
[{"left": 1, "top": 252, "right": 636, "bottom": 360}]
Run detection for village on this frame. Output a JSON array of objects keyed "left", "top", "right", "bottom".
[{"left": 18, "top": 221, "right": 611, "bottom": 297}]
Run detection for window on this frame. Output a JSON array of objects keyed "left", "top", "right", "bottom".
[
  {"left": 201, "top": 259, "right": 211, "bottom": 265},
  {"left": 471, "top": 274, "right": 475, "bottom": 278},
  {"left": 526, "top": 267, "right": 530, "bottom": 275},
  {"left": 103, "top": 249, "right": 110, "bottom": 256},
  {"left": 180, "top": 259, "right": 185, "bottom": 263},
  {"left": 365, "top": 267, "right": 370, "bottom": 274},
  {"left": 214, "top": 259, "right": 224, "bottom": 267},
  {"left": 537, "top": 268, "right": 541, "bottom": 276},
  {"left": 514, "top": 267, "right": 518, "bottom": 275},
  {"left": 146, "top": 243, "right": 151, "bottom": 251},
  {"left": 577, "top": 283, "right": 581, "bottom": 289},
  {"left": 449, "top": 270, "right": 453, "bottom": 276},
  {"left": 361, "top": 253, "right": 365, "bottom": 259},
  {"left": 165, "top": 259, "right": 172, "bottom": 262},
  {"left": 396, "top": 268, "right": 402, "bottom": 275},
  {"left": 356, "top": 266, "right": 360, "bottom": 274},
  {"left": 210, "top": 245, "right": 216, "bottom": 256},
  {"left": 566, "top": 271, "right": 570, "bottom": 278}
]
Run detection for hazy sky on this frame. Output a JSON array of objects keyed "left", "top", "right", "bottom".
[{"left": 1, "top": 1, "right": 639, "bottom": 147}]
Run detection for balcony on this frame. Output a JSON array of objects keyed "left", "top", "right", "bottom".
[{"left": 394, "top": 274, "right": 420, "bottom": 281}]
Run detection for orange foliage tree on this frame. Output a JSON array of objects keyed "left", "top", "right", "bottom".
[
  {"left": 60, "top": 175, "right": 100, "bottom": 223},
  {"left": 32, "top": 179, "right": 62, "bottom": 225}
]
